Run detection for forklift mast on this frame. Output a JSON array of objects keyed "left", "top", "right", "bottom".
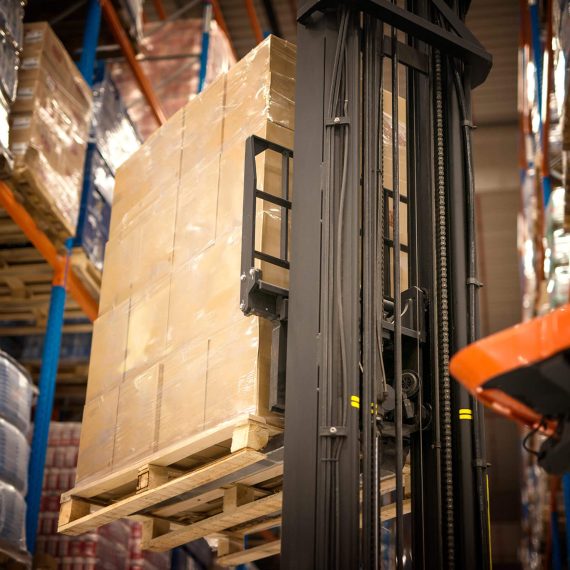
[{"left": 280, "top": 0, "right": 493, "bottom": 567}]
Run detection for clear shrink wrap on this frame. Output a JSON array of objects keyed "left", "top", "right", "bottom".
[
  {"left": 77, "top": 146, "right": 113, "bottom": 270},
  {"left": 10, "top": 22, "right": 92, "bottom": 234},
  {"left": 0, "top": 90, "right": 9, "bottom": 152},
  {"left": 0, "top": 0, "right": 24, "bottom": 48},
  {"left": 110, "top": 19, "right": 235, "bottom": 140},
  {"left": 77, "top": 36, "right": 295, "bottom": 485},
  {"left": 0, "top": 350, "right": 33, "bottom": 434},
  {"left": 77, "top": 36, "right": 407, "bottom": 486},
  {"left": 0, "top": 417, "right": 29, "bottom": 494},
  {"left": 0, "top": 480, "right": 26, "bottom": 553},
  {"left": 0, "top": 34, "right": 18, "bottom": 104},
  {"left": 91, "top": 64, "right": 141, "bottom": 175}
]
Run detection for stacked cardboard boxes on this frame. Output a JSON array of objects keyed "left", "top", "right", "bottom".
[
  {"left": 75, "top": 36, "right": 409, "bottom": 489},
  {"left": 0, "top": 0, "right": 23, "bottom": 166},
  {"left": 10, "top": 22, "right": 92, "bottom": 237},
  {"left": 75, "top": 35, "right": 295, "bottom": 485}
]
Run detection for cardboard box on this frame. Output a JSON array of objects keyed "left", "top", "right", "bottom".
[
  {"left": 20, "top": 22, "right": 91, "bottom": 111},
  {"left": 77, "top": 36, "right": 296, "bottom": 487},
  {"left": 158, "top": 341, "right": 208, "bottom": 448},
  {"left": 76, "top": 35, "right": 411, "bottom": 487},
  {"left": 75, "top": 388, "right": 118, "bottom": 483},
  {"left": 114, "top": 365, "right": 161, "bottom": 468},
  {"left": 9, "top": 23, "right": 92, "bottom": 234},
  {"left": 86, "top": 302, "right": 129, "bottom": 402}
]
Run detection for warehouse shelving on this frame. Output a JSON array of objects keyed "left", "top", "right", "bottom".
[{"left": 0, "top": 0, "right": 222, "bottom": 558}]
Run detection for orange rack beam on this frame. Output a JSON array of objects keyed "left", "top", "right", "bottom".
[
  {"left": 0, "top": 181, "right": 98, "bottom": 322},
  {"left": 100, "top": 0, "right": 167, "bottom": 126}
]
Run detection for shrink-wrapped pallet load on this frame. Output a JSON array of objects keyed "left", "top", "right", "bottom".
[
  {"left": 9, "top": 22, "right": 92, "bottom": 238},
  {"left": 75, "top": 36, "right": 296, "bottom": 485}
]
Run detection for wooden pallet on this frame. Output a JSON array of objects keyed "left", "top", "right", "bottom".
[
  {"left": 59, "top": 417, "right": 284, "bottom": 553},
  {"left": 11, "top": 165, "right": 75, "bottom": 249},
  {"left": 214, "top": 465, "right": 412, "bottom": 566},
  {"left": 0, "top": 246, "right": 89, "bottom": 334},
  {"left": 70, "top": 247, "right": 102, "bottom": 300}
]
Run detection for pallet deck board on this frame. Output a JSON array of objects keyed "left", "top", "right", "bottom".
[
  {"left": 147, "top": 492, "right": 283, "bottom": 551},
  {"left": 62, "top": 415, "right": 278, "bottom": 501},
  {"left": 217, "top": 539, "right": 281, "bottom": 566}
]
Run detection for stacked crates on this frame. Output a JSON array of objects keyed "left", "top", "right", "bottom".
[
  {"left": 0, "top": 350, "right": 33, "bottom": 555},
  {"left": 0, "top": 0, "right": 24, "bottom": 173}
]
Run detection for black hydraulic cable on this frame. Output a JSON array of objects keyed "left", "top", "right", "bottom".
[
  {"left": 391, "top": 15, "right": 404, "bottom": 570},
  {"left": 433, "top": 49, "right": 455, "bottom": 568},
  {"left": 362, "top": 15, "right": 382, "bottom": 568},
  {"left": 319, "top": 8, "right": 350, "bottom": 568},
  {"left": 450, "top": 61, "right": 491, "bottom": 569}
]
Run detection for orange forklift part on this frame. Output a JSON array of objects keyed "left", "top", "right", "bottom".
[
  {"left": 100, "top": 0, "right": 167, "bottom": 126},
  {"left": 450, "top": 303, "right": 570, "bottom": 473},
  {"left": 0, "top": 181, "right": 98, "bottom": 322}
]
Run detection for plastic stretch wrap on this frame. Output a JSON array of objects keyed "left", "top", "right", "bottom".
[
  {"left": 544, "top": 186, "right": 570, "bottom": 307},
  {"left": 77, "top": 36, "right": 295, "bottom": 485},
  {"left": 118, "top": 0, "right": 144, "bottom": 42},
  {"left": 79, "top": 146, "right": 113, "bottom": 270},
  {"left": 0, "top": 351, "right": 33, "bottom": 434},
  {"left": 0, "top": 418, "right": 29, "bottom": 494},
  {"left": 518, "top": 169, "right": 541, "bottom": 320},
  {"left": 0, "top": 480, "right": 26, "bottom": 553},
  {"left": 0, "top": 0, "right": 23, "bottom": 48},
  {"left": 111, "top": 19, "right": 235, "bottom": 140},
  {"left": 0, "top": 90, "right": 9, "bottom": 152},
  {"left": 92, "top": 66, "right": 141, "bottom": 175},
  {"left": 10, "top": 22, "right": 92, "bottom": 233},
  {"left": 78, "top": 36, "right": 409, "bottom": 486},
  {"left": 0, "top": 35, "right": 18, "bottom": 104}
]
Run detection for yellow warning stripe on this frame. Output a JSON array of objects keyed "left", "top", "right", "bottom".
[
  {"left": 350, "top": 395, "right": 360, "bottom": 409},
  {"left": 459, "top": 408, "right": 473, "bottom": 420}
]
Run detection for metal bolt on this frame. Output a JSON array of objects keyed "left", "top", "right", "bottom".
[
  {"left": 249, "top": 268, "right": 256, "bottom": 276},
  {"left": 329, "top": 427, "right": 337, "bottom": 434},
  {"left": 240, "top": 273, "right": 246, "bottom": 281},
  {"left": 334, "top": 117, "right": 340, "bottom": 124},
  {"left": 240, "top": 301, "right": 246, "bottom": 310}
]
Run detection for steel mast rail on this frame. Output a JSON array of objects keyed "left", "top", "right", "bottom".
[{"left": 281, "top": 0, "right": 492, "bottom": 568}]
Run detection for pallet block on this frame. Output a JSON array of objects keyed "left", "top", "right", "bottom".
[
  {"left": 12, "top": 167, "right": 75, "bottom": 248},
  {"left": 59, "top": 417, "right": 284, "bottom": 553},
  {"left": 70, "top": 247, "right": 102, "bottom": 300}
]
